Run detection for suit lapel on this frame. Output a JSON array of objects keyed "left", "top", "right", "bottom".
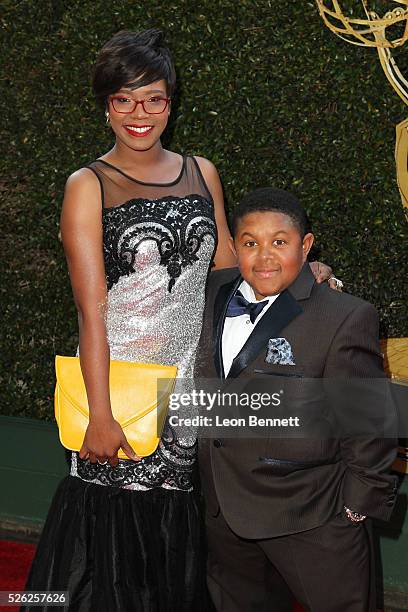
[
  {"left": 213, "top": 263, "right": 315, "bottom": 380},
  {"left": 213, "top": 275, "right": 242, "bottom": 379},
  {"left": 227, "top": 289, "right": 303, "bottom": 379}
]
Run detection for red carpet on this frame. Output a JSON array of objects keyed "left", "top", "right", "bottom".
[{"left": 0, "top": 540, "right": 35, "bottom": 612}]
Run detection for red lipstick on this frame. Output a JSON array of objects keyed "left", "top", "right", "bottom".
[{"left": 124, "top": 124, "right": 154, "bottom": 137}]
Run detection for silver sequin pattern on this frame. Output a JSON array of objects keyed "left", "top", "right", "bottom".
[{"left": 71, "top": 194, "right": 216, "bottom": 490}]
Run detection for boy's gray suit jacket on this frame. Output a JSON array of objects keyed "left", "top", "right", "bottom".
[{"left": 195, "top": 263, "right": 398, "bottom": 539}]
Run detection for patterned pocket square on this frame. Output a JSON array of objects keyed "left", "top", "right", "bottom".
[{"left": 265, "top": 338, "right": 296, "bottom": 365}]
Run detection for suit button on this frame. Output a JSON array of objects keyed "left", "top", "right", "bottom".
[{"left": 213, "top": 439, "right": 223, "bottom": 448}]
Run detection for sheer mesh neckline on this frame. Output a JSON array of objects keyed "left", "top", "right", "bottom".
[
  {"left": 88, "top": 155, "right": 213, "bottom": 210},
  {"left": 96, "top": 156, "right": 186, "bottom": 187}
]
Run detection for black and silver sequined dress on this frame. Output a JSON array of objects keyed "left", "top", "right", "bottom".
[
  {"left": 23, "top": 156, "right": 217, "bottom": 612},
  {"left": 71, "top": 156, "right": 216, "bottom": 491}
]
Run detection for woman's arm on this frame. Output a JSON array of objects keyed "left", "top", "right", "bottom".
[
  {"left": 60, "top": 169, "right": 138, "bottom": 466},
  {"left": 194, "top": 157, "right": 237, "bottom": 269}
]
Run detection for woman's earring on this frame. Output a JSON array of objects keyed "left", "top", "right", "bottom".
[{"left": 105, "top": 111, "right": 110, "bottom": 124}]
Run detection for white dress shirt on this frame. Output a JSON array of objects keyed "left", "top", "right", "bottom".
[{"left": 222, "top": 281, "right": 280, "bottom": 376}]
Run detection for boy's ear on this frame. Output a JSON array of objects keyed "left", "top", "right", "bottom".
[
  {"left": 302, "top": 233, "right": 314, "bottom": 261},
  {"left": 228, "top": 236, "right": 237, "bottom": 257}
]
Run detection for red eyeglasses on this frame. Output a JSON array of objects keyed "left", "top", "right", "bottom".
[{"left": 109, "top": 95, "right": 170, "bottom": 115}]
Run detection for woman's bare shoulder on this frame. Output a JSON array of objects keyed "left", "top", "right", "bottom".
[
  {"left": 64, "top": 167, "right": 101, "bottom": 199},
  {"left": 62, "top": 167, "right": 102, "bottom": 217},
  {"left": 193, "top": 155, "right": 218, "bottom": 176},
  {"left": 65, "top": 167, "right": 99, "bottom": 191}
]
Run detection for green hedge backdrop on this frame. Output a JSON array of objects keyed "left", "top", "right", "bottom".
[{"left": 1, "top": 0, "right": 407, "bottom": 419}]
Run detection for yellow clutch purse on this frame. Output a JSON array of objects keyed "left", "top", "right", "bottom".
[{"left": 54, "top": 356, "right": 177, "bottom": 459}]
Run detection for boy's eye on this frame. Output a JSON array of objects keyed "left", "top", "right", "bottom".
[
  {"left": 273, "top": 239, "right": 286, "bottom": 246},
  {"left": 243, "top": 240, "right": 257, "bottom": 247}
]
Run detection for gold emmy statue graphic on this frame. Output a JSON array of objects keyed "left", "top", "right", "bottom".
[
  {"left": 316, "top": 0, "right": 408, "bottom": 212},
  {"left": 316, "top": 0, "right": 408, "bottom": 472}
]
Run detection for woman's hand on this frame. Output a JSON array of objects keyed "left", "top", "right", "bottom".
[
  {"left": 309, "top": 261, "right": 342, "bottom": 291},
  {"left": 79, "top": 416, "right": 140, "bottom": 467},
  {"left": 62, "top": 169, "right": 140, "bottom": 468}
]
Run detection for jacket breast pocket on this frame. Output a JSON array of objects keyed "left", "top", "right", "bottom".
[{"left": 253, "top": 365, "right": 304, "bottom": 378}]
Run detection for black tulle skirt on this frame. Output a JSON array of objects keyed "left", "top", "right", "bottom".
[{"left": 22, "top": 476, "right": 212, "bottom": 612}]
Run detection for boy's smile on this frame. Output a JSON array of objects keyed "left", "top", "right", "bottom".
[{"left": 230, "top": 211, "right": 314, "bottom": 300}]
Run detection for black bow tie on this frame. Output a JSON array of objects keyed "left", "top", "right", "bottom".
[{"left": 226, "top": 290, "right": 268, "bottom": 324}]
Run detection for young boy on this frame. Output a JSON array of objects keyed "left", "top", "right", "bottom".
[{"left": 196, "top": 187, "right": 398, "bottom": 612}]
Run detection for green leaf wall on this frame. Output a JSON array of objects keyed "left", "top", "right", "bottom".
[{"left": 1, "top": 1, "right": 407, "bottom": 418}]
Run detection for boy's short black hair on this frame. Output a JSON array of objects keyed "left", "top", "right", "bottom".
[
  {"left": 92, "top": 29, "right": 176, "bottom": 108},
  {"left": 231, "top": 187, "right": 311, "bottom": 238}
]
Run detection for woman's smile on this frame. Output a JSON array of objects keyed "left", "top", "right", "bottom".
[{"left": 123, "top": 124, "right": 154, "bottom": 137}]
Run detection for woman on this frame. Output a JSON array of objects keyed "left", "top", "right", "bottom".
[{"left": 24, "top": 29, "right": 334, "bottom": 611}]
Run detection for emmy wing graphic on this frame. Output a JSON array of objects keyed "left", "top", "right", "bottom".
[{"left": 316, "top": 0, "right": 408, "bottom": 473}]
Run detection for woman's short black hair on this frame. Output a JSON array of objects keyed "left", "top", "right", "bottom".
[
  {"left": 92, "top": 29, "right": 176, "bottom": 108},
  {"left": 231, "top": 187, "right": 311, "bottom": 238}
]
